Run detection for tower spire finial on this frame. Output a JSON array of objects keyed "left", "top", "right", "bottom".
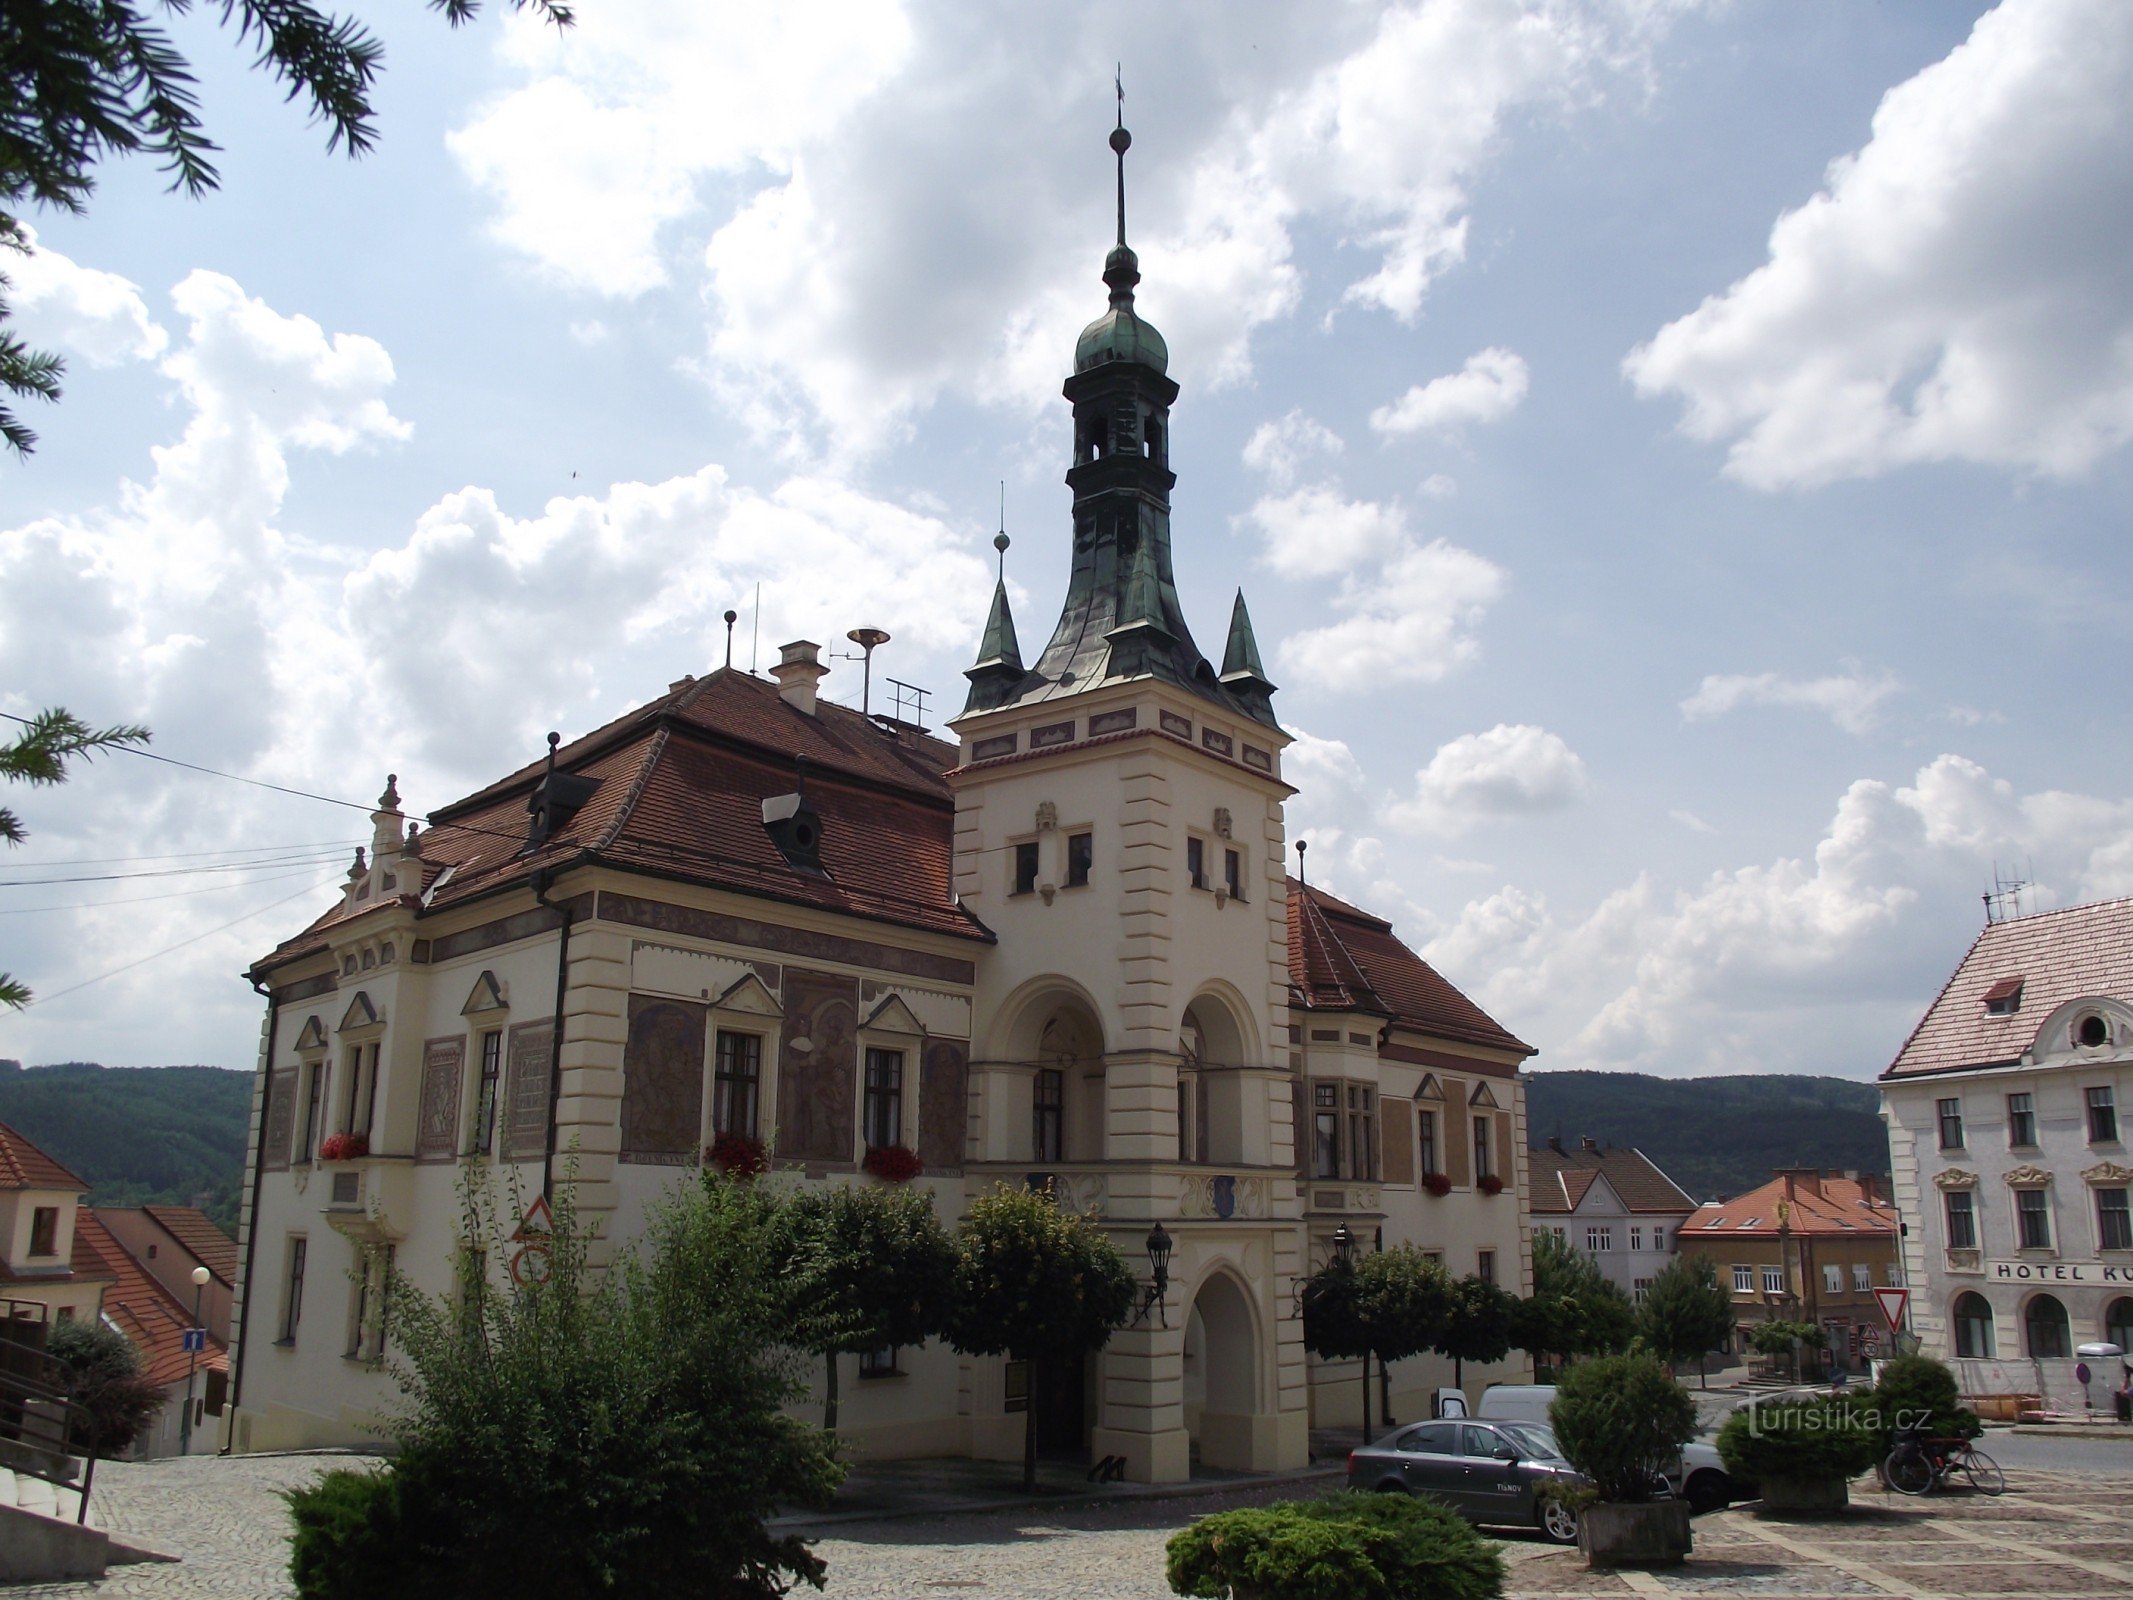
[{"left": 1111, "top": 67, "right": 1131, "bottom": 252}]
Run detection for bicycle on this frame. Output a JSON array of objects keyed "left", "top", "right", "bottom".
[{"left": 1883, "top": 1425, "right": 2005, "bottom": 1496}]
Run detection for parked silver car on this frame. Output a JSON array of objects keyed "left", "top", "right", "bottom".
[{"left": 1345, "top": 1418, "right": 1585, "bottom": 1544}]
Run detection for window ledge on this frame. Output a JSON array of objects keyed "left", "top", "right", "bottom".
[
  {"left": 858, "top": 1369, "right": 907, "bottom": 1382},
  {"left": 273, "top": 1337, "right": 296, "bottom": 1349}
]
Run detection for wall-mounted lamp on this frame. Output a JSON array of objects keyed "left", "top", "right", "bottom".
[
  {"left": 1330, "top": 1222, "right": 1356, "bottom": 1271},
  {"left": 1132, "top": 1220, "right": 1175, "bottom": 1327}
]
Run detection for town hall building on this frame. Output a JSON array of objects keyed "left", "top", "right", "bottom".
[{"left": 223, "top": 123, "right": 1537, "bottom": 1481}]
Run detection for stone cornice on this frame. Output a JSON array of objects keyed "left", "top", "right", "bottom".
[
  {"left": 1933, "top": 1168, "right": 1978, "bottom": 1190},
  {"left": 2081, "top": 1160, "right": 2133, "bottom": 1187},
  {"left": 2003, "top": 1164, "right": 2053, "bottom": 1188}
]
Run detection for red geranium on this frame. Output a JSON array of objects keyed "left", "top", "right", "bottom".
[
  {"left": 1478, "top": 1173, "right": 1505, "bottom": 1197},
  {"left": 862, "top": 1144, "right": 924, "bottom": 1183},
  {"left": 318, "top": 1131, "right": 369, "bottom": 1162},
  {"left": 1421, "top": 1172, "right": 1452, "bottom": 1198},
  {"left": 705, "top": 1131, "right": 768, "bottom": 1179}
]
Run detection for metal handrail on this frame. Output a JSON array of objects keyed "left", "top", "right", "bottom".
[{"left": 0, "top": 1356, "right": 98, "bottom": 1524}]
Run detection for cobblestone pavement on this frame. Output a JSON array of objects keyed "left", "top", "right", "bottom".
[{"left": 3, "top": 1456, "right": 2126, "bottom": 1600}]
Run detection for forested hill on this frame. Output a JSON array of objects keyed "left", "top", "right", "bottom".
[
  {"left": 0, "top": 1061, "right": 248, "bottom": 1234},
  {"left": 1524, "top": 1071, "right": 1888, "bottom": 1204}
]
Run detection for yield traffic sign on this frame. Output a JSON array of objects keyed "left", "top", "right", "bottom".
[{"left": 1873, "top": 1286, "right": 1909, "bottom": 1333}]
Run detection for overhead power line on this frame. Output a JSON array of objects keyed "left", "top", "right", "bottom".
[
  {"left": 0, "top": 863, "right": 340, "bottom": 915},
  {"left": 0, "top": 848, "right": 354, "bottom": 887}
]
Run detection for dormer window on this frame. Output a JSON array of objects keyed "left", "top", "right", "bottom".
[
  {"left": 2076, "top": 1013, "right": 2109, "bottom": 1049},
  {"left": 526, "top": 766, "right": 600, "bottom": 849},
  {"left": 1983, "top": 976, "right": 2023, "bottom": 1015},
  {"left": 761, "top": 792, "right": 824, "bottom": 871}
]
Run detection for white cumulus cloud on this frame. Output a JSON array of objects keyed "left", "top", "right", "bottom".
[
  {"left": 1680, "top": 669, "right": 1902, "bottom": 736},
  {"left": 1371, "top": 347, "right": 1530, "bottom": 436},
  {"left": 1626, "top": 0, "right": 2133, "bottom": 488},
  {"left": 1392, "top": 723, "right": 1589, "bottom": 832},
  {"left": 1275, "top": 536, "right": 1507, "bottom": 691},
  {"left": 1242, "top": 410, "right": 1345, "bottom": 487},
  {"left": 6, "top": 226, "right": 168, "bottom": 366}
]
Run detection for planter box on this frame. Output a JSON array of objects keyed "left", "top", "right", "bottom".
[
  {"left": 1759, "top": 1474, "right": 1849, "bottom": 1515},
  {"left": 1577, "top": 1500, "right": 1692, "bottom": 1568}
]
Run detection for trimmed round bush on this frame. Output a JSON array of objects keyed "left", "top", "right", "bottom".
[
  {"left": 1868, "top": 1354, "right": 1980, "bottom": 1458},
  {"left": 1717, "top": 1397, "right": 1880, "bottom": 1485},
  {"left": 1166, "top": 1491, "right": 1503, "bottom": 1600},
  {"left": 1548, "top": 1351, "right": 1695, "bottom": 1505}
]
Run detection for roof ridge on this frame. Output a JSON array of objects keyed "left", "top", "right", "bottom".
[{"left": 594, "top": 725, "right": 670, "bottom": 852}]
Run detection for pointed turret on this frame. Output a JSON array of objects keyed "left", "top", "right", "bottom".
[
  {"left": 1218, "top": 589, "right": 1276, "bottom": 717},
  {"left": 963, "top": 569, "right": 1026, "bottom": 713}
]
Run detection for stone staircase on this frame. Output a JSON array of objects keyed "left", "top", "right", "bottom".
[{"left": 1, "top": 1461, "right": 97, "bottom": 1525}]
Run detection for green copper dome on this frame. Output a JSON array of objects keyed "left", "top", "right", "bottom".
[{"left": 1076, "top": 244, "right": 1169, "bottom": 374}]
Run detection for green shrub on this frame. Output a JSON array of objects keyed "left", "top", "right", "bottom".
[
  {"left": 1867, "top": 1354, "right": 1980, "bottom": 1458},
  {"left": 1717, "top": 1397, "right": 1880, "bottom": 1484},
  {"left": 45, "top": 1317, "right": 164, "bottom": 1454},
  {"left": 285, "top": 1468, "right": 445, "bottom": 1600},
  {"left": 1548, "top": 1351, "right": 1695, "bottom": 1504},
  {"left": 1166, "top": 1492, "right": 1502, "bottom": 1600}
]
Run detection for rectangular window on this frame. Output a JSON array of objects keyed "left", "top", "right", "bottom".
[
  {"left": 301, "top": 1060, "right": 325, "bottom": 1160},
  {"left": 1034, "top": 1068, "right": 1063, "bottom": 1162},
  {"left": 863, "top": 1048, "right": 904, "bottom": 1149},
  {"left": 1012, "top": 840, "right": 1039, "bottom": 896},
  {"left": 1761, "top": 1267, "right": 1785, "bottom": 1294},
  {"left": 346, "top": 1245, "right": 393, "bottom": 1363},
  {"left": 1629, "top": 1226, "right": 1643, "bottom": 1251},
  {"left": 1853, "top": 1265, "right": 1871, "bottom": 1293},
  {"left": 2008, "top": 1091, "right": 2037, "bottom": 1147},
  {"left": 1472, "top": 1114, "right": 1493, "bottom": 1180},
  {"left": 1633, "top": 1278, "right": 1651, "bottom": 1304},
  {"left": 860, "top": 1346, "right": 901, "bottom": 1378},
  {"left": 1886, "top": 1264, "right": 1901, "bottom": 1286},
  {"left": 1732, "top": 1265, "right": 1754, "bottom": 1293},
  {"left": 1186, "top": 836, "right": 1207, "bottom": 890},
  {"left": 713, "top": 1031, "right": 762, "bottom": 1140},
  {"left": 1652, "top": 1227, "right": 1666, "bottom": 1250},
  {"left": 1417, "top": 1108, "right": 1437, "bottom": 1176},
  {"left": 2017, "top": 1187, "right": 2052, "bottom": 1249},
  {"left": 1477, "top": 1249, "right": 1496, "bottom": 1285},
  {"left": 280, "top": 1237, "right": 308, "bottom": 1344},
  {"left": 1313, "top": 1083, "right": 1340, "bottom": 1179},
  {"left": 472, "top": 1029, "right": 503, "bottom": 1154},
  {"left": 1224, "top": 847, "right": 1243, "bottom": 900},
  {"left": 2088, "top": 1086, "right": 2119, "bottom": 1144},
  {"left": 1346, "top": 1084, "right": 1377, "bottom": 1180},
  {"left": 1065, "top": 831, "right": 1092, "bottom": 888},
  {"left": 1822, "top": 1264, "right": 1843, "bottom": 1295},
  {"left": 28, "top": 1206, "right": 58, "bottom": 1257},
  {"left": 1587, "top": 1226, "right": 1612, "bottom": 1252},
  {"left": 2098, "top": 1187, "right": 2132, "bottom": 1251},
  {"left": 1945, "top": 1189, "right": 1977, "bottom": 1249},
  {"left": 344, "top": 1043, "right": 380, "bottom": 1139},
  {"left": 1937, "top": 1097, "right": 1964, "bottom": 1150},
  {"left": 1177, "top": 1074, "right": 1198, "bottom": 1164}
]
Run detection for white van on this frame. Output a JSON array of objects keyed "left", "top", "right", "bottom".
[{"left": 1475, "top": 1384, "right": 1555, "bottom": 1425}]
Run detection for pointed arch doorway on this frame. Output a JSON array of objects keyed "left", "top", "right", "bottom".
[{"left": 1183, "top": 1271, "right": 1261, "bottom": 1471}]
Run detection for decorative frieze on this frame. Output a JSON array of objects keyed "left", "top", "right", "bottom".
[
  {"left": 1933, "top": 1168, "right": 1979, "bottom": 1190},
  {"left": 2004, "top": 1164, "right": 2053, "bottom": 1188},
  {"left": 2082, "top": 1161, "right": 2133, "bottom": 1186},
  {"left": 1178, "top": 1173, "right": 1268, "bottom": 1220}
]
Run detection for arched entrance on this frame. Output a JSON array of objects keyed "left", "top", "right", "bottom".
[
  {"left": 2024, "top": 1292, "right": 2072, "bottom": 1358},
  {"left": 1184, "top": 1271, "right": 1260, "bottom": 1472},
  {"left": 2105, "top": 1296, "right": 2133, "bottom": 1354}
]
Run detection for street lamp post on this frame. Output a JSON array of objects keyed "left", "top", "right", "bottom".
[{"left": 179, "top": 1265, "right": 210, "bottom": 1455}]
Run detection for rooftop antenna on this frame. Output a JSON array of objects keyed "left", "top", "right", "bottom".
[
  {"left": 844, "top": 626, "right": 892, "bottom": 718},
  {"left": 1984, "top": 861, "right": 2030, "bottom": 925},
  {"left": 751, "top": 582, "right": 762, "bottom": 675},
  {"left": 723, "top": 609, "right": 738, "bottom": 669}
]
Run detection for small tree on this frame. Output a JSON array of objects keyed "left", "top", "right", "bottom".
[
  {"left": 1638, "top": 1254, "right": 1735, "bottom": 1388},
  {"left": 1516, "top": 1230, "right": 1635, "bottom": 1370},
  {"left": 1306, "top": 1245, "right": 1453, "bottom": 1445},
  {"left": 287, "top": 1164, "right": 842, "bottom": 1599},
  {"left": 774, "top": 1180, "right": 957, "bottom": 1432},
  {"left": 946, "top": 1184, "right": 1135, "bottom": 1493},
  {"left": 46, "top": 1318, "right": 164, "bottom": 1454},
  {"left": 1438, "top": 1275, "right": 1516, "bottom": 1391},
  {"left": 1548, "top": 1350, "right": 1695, "bottom": 1505}
]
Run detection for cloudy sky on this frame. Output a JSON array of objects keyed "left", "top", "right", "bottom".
[{"left": 4, "top": 0, "right": 2130, "bottom": 1084}]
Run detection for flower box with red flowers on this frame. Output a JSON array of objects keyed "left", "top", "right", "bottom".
[
  {"left": 1477, "top": 1174, "right": 1505, "bottom": 1197},
  {"left": 318, "top": 1132, "right": 369, "bottom": 1162},
  {"left": 1421, "top": 1172, "right": 1452, "bottom": 1197},
  {"left": 705, "top": 1131, "right": 768, "bottom": 1179},
  {"left": 862, "top": 1144, "right": 924, "bottom": 1184}
]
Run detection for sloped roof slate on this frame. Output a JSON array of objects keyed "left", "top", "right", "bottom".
[
  {"left": 0, "top": 1120, "right": 88, "bottom": 1192},
  {"left": 1528, "top": 1142, "right": 1699, "bottom": 1215},
  {"left": 74, "top": 1210, "right": 227, "bottom": 1388},
  {"left": 1675, "top": 1173, "right": 1895, "bottom": 1240},
  {"left": 140, "top": 1206, "right": 238, "bottom": 1288}
]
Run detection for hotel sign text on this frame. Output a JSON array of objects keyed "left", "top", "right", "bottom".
[{"left": 1987, "top": 1260, "right": 2133, "bottom": 1284}]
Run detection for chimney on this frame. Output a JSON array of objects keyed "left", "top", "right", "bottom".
[
  {"left": 771, "top": 640, "right": 827, "bottom": 715},
  {"left": 1778, "top": 1168, "right": 1821, "bottom": 1201},
  {"left": 1548, "top": 1136, "right": 1567, "bottom": 1157},
  {"left": 1581, "top": 1136, "right": 1599, "bottom": 1153}
]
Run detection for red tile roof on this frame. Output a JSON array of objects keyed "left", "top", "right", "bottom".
[
  {"left": 1287, "top": 880, "right": 1532, "bottom": 1056},
  {"left": 1882, "top": 897, "right": 2133, "bottom": 1080},
  {"left": 140, "top": 1206, "right": 238, "bottom": 1288},
  {"left": 1675, "top": 1172, "right": 1896, "bottom": 1241},
  {"left": 0, "top": 1121, "right": 88, "bottom": 1192},
  {"left": 1528, "top": 1141, "right": 1699, "bottom": 1215},
  {"left": 253, "top": 670, "right": 986, "bottom": 974},
  {"left": 73, "top": 1210, "right": 227, "bottom": 1388}
]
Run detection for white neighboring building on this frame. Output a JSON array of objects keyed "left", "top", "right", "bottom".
[
  {"left": 1881, "top": 898, "right": 2133, "bottom": 1407},
  {"left": 1525, "top": 1137, "right": 1696, "bottom": 1302}
]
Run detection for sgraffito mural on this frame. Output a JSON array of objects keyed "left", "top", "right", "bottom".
[
  {"left": 777, "top": 968, "right": 858, "bottom": 1163},
  {"left": 621, "top": 995, "right": 708, "bottom": 1164}
]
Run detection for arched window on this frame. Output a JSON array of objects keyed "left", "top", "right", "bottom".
[
  {"left": 2106, "top": 1296, "right": 2133, "bottom": 1354},
  {"left": 2024, "top": 1292, "right": 2072, "bottom": 1359},
  {"left": 1952, "top": 1292, "right": 1995, "bottom": 1359}
]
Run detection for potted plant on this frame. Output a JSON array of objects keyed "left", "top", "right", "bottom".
[
  {"left": 1477, "top": 1173, "right": 1505, "bottom": 1196},
  {"left": 862, "top": 1143, "right": 923, "bottom": 1183},
  {"left": 1717, "top": 1396, "right": 1878, "bottom": 1514},
  {"left": 1421, "top": 1172, "right": 1452, "bottom": 1197},
  {"left": 1548, "top": 1351, "right": 1696, "bottom": 1567},
  {"left": 318, "top": 1131, "right": 369, "bottom": 1162},
  {"left": 705, "top": 1130, "right": 767, "bottom": 1179}
]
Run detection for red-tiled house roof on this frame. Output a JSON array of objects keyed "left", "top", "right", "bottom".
[
  {"left": 139, "top": 1206, "right": 238, "bottom": 1289},
  {"left": 73, "top": 1210, "right": 227, "bottom": 1388},
  {"left": 1675, "top": 1172, "right": 1895, "bottom": 1241},
  {"left": 1882, "top": 897, "right": 2133, "bottom": 1080},
  {"left": 1287, "top": 880, "right": 1531, "bottom": 1056},
  {"left": 252, "top": 669, "right": 986, "bottom": 976},
  {"left": 1528, "top": 1140, "right": 1699, "bottom": 1215},
  {"left": 0, "top": 1120, "right": 88, "bottom": 1191}
]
